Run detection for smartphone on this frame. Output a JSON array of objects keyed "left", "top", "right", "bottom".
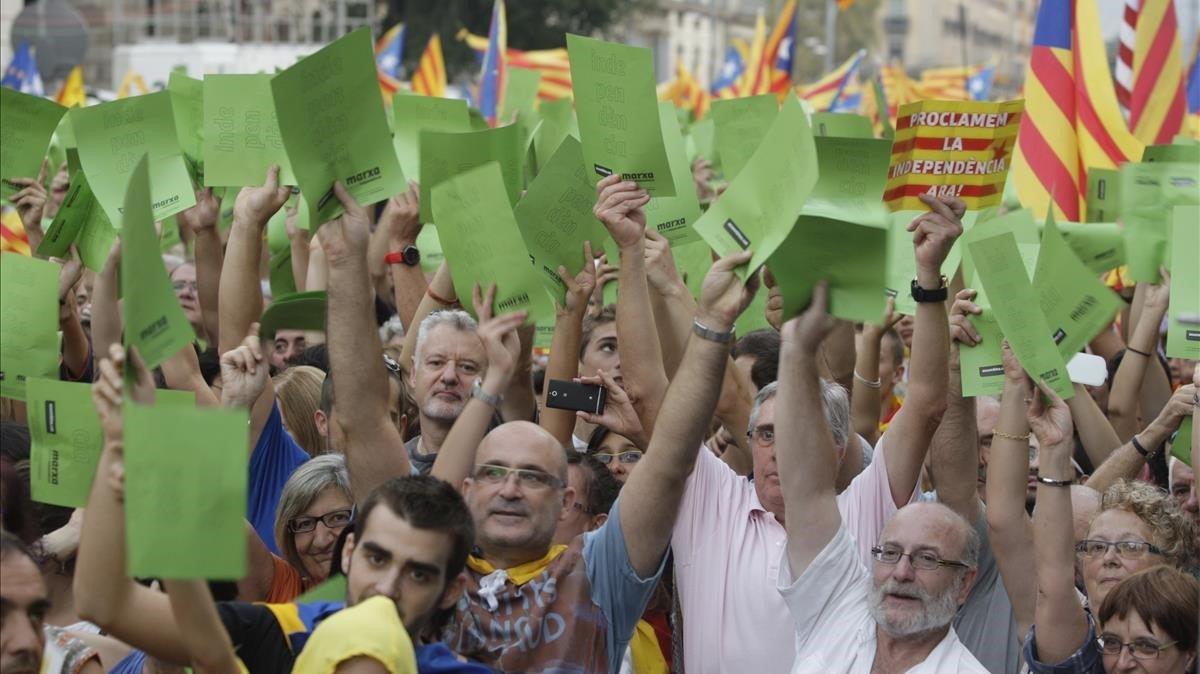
[{"left": 545, "top": 379, "right": 607, "bottom": 415}]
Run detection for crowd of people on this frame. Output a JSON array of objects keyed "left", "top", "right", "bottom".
[{"left": 0, "top": 146, "right": 1196, "bottom": 674}]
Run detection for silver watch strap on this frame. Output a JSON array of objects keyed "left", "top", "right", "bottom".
[{"left": 692, "top": 318, "right": 735, "bottom": 344}]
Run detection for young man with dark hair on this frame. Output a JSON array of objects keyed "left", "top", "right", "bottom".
[
  {"left": 733, "top": 328, "right": 782, "bottom": 392},
  {"left": 554, "top": 453, "right": 623, "bottom": 545}
]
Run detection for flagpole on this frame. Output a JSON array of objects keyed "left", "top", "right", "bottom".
[
  {"left": 824, "top": 0, "right": 836, "bottom": 72},
  {"left": 959, "top": 2, "right": 970, "bottom": 100}
]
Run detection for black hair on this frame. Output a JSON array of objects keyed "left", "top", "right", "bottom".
[
  {"left": 579, "top": 305, "right": 617, "bottom": 361},
  {"left": 881, "top": 329, "right": 905, "bottom": 369},
  {"left": 357, "top": 475, "right": 475, "bottom": 585},
  {"left": 732, "top": 328, "right": 782, "bottom": 389},
  {"left": 0, "top": 528, "right": 37, "bottom": 565},
  {"left": 196, "top": 346, "right": 222, "bottom": 386},
  {"left": 566, "top": 452, "right": 622, "bottom": 517},
  {"left": 290, "top": 343, "right": 330, "bottom": 373}
]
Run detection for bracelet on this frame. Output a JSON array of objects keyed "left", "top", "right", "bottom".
[
  {"left": 693, "top": 318, "right": 735, "bottom": 344},
  {"left": 471, "top": 379, "right": 502, "bottom": 408},
  {"left": 426, "top": 287, "right": 458, "bottom": 306},
  {"left": 1131, "top": 434, "right": 1157, "bottom": 459},
  {"left": 1035, "top": 474, "right": 1073, "bottom": 487},
  {"left": 993, "top": 429, "right": 1031, "bottom": 441},
  {"left": 853, "top": 370, "right": 881, "bottom": 389},
  {"left": 1126, "top": 346, "right": 1152, "bottom": 358}
]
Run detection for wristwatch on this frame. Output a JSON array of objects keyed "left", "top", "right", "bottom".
[
  {"left": 910, "top": 276, "right": 948, "bottom": 303},
  {"left": 472, "top": 378, "right": 502, "bottom": 408},
  {"left": 384, "top": 245, "right": 420, "bottom": 267},
  {"left": 692, "top": 318, "right": 735, "bottom": 344}
]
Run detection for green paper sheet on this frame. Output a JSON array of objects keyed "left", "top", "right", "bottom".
[
  {"left": 502, "top": 67, "right": 542, "bottom": 127},
  {"left": 1120, "top": 161, "right": 1200, "bottom": 282},
  {"left": 735, "top": 277, "right": 770, "bottom": 334},
  {"left": 566, "top": 34, "right": 675, "bottom": 195},
  {"left": 689, "top": 117, "right": 716, "bottom": 166},
  {"left": 159, "top": 215, "right": 181, "bottom": 252},
  {"left": 1085, "top": 168, "right": 1119, "bottom": 223},
  {"left": 811, "top": 113, "right": 874, "bottom": 138},
  {"left": 392, "top": 95, "right": 471, "bottom": 184},
  {"left": 884, "top": 210, "right": 920, "bottom": 316},
  {"left": 468, "top": 107, "right": 489, "bottom": 130},
  {"left": 218, "top": 186, "right": 238, "bottom": 232},
  {"left": 267, "top": 204, "right": 290, "bottom": 255},
  {"left": 71, "top": 93, "right": 196, "bottom": 223},
  {"left": 513, "top": 137, "right": 609, "bottom": 305},
  {"left": 1169, "top": 417, "right": 1192, "bottom": 467},
  {"left": 1031, "top": 212, "right": 1123, "bottom": 358},
  {"left": 419, "top": 123, "right": 522, "bottom": 224},
  {"left": 711, "top": 95, "right": 777, "bottom": 181},
  {"left": 271, "top": 27, "right": 404, "bottom": 225},
  {"left": 297, "top": 575, "right": 347, "bottom": 603},
  {"left": 959, "top": 208, "right": 1041, "bottom": 304},
  {"left": 26, "top": 379, "right": 102, "bottom": 507},
  {"left": 75, "top": 194, "right": 117, "bottom": 273},
  {"left": 1165, "top": 205, "right": 1200, "bottom": 359},
  {"left": 967, "top": 232, "right": 1074, "bottom": 400},
  {"left": 532, "top": 97, "right": 579, "bottom": 174},
  {"left": 120, "top": 156, "right": 196, "bottom": 370},
  {"left": 203, "top": 74, "right": 295, "bottom": 187},
  {"left": 260, "top": 291, "right": 326, "bottom": 339},
  {"left": 693, "top": 95, "right": 817, "bottom": 281},
  {"left": 37, "top": 172, "right": 95, "bottom": 258},
  {"left": 168, "top": 71, "right": 205, "bottom": 177},
  {"left": 1142, "top": 143, "right": 1200, "bottom": 164},
  {"left": 0, "top": 254, "right": 61, "bottom": 400},
  {"left": 769, "top": 135, "right": 891, "bottom": 323},
  {"left": 644, "top": 102, "right": 702, "bottom": 246},
  {"left": 268, "top": 249, "right": 297, "bottom": 299},
  {"left": 430, "top": 162, "right": 554, "bottom": 324},
  {"left": 124, "top": 402, "right": 248, "bottom": 579},
  {"left": 0, "top": 87, "right": 67, "bottom": 199},
  {"left": 959, "top": 310, "right": 1006, "bottom": 397},
  {"left": 1055, "top": 221, "right": 1125, "bottom": 274},
  {"left": 673, "top": 239, "right": 713, "bottom": 299},
  {"left": 417, "top": 226, "right": 445, "bottom": 274}
]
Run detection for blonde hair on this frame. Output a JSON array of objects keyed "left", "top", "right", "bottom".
[
  {"left": 1098, "top": 479, "right": 1199, "bottom": 568},
  {"left": 273, "top": 366, "right": 325, "bottom": 458}
]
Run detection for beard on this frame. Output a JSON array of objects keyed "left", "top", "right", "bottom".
[
  {"left": 868, "top": 574, "right": 964, "bottom": 638},
  {"left": 422, "top": 393, "right": 466, "bottom": 422}
]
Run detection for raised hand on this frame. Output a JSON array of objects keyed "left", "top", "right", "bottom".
[
  {"left": 220, "top": 323, "right": 268, "bottom": 409},
  {"left": 177, "top": 188, "right": 221, "bottom": 238},
  {"left": 593, "top": 174, "right": 650, "bottom": 249},
  {"left": 1142, "top": 267, "right": 1171, "bottom": 315},
  {"left": 909, "top": 194, "right": 965, "bottom": 283},
  {"left": 316, "top": 181, "right": 372, "bottom": 267},
  {"left": 643, "top": 229, "right": 682, "bottom": 294},
  {"left": 1026, "top": 379, "right": 1074, "bottom": 452},
  {"left": 471, "top": 283, "right": 527, "bottom": 385},
  {"left": 697, "top": 250, "right": 756, "bottom": 332},
  {"left": 557, "top": 241, "right": 597, "bottom": 315},
  {"left": 782, "top": 281, "right": 836, "bottom": 354},
  {"left": 233, "top": 165, "right": 291, "bottom": 227},
  {"left": 10, "top": 157, "right": 50, "bottom": 232},
  {"left": 381, "top": 181, "right": 422, "bottom": 247},
  {"left": 948, "top": 288, "right": 983, "bottom": 347},
  {"left": 576, "top": 369, "right": 648, "bottom": 449},
  {"left": 590, "top": 254, "right": 619, "bottom": 316},
  {"left": 764, "top": 267, "right": 783, "bottom": 331}
]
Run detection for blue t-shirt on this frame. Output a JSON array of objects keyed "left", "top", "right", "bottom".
[
  {"left": 247, "top": 402, "right": 310, "bottom": 554},
  {"left": 416, "top": 643, "right": 494, "bottom": 673}
]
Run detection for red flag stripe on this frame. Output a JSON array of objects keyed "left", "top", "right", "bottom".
[
  {"left": 1072, "top": 50, "right": 1132, "bottom": 166},
  {"left": 1016, "top": 117, "right": 1080, "bottom": 219},
  {"left": 1129, "top": 15, "right": 1179, "bottom": 128},
  {"left": 1030, "top": 49, "right": 1077, "bottom": 121},
  {"left": 1153, "top": 87, "right": 1187, "bottom": 144},
  {"left": 889, "top": 136, "right": 1007, "bottom": 154}
]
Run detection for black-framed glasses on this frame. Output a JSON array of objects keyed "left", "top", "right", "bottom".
[
  {"left": 288, "top": 509, "right": 353, "bottom": 534},
  {"left": 1096, "top": 635, "right": 1177, "bottom": 659},
  {"left": 1074, "top": 539, "right": 1165, "bottom": 560},
  {"left": 592, "top": 450, "right": 642, "bottom": 465},
  {"left": 473, "top": 464, "right": 563, "bottom": 490},
  {"left": 871, "top": 545, "right": 969, "bottom": 571},
  {"left": 747, "top": 426, "right": 775, "bottom": 446}
]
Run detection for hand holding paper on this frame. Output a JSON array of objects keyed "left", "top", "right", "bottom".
[
  {"left": 233, "top": 165, "right": 291, "bottom": 228},
  {"left": 909, "top": 193, "right": 966, "bottom": 285},
  {"left": 593, "top": 174, "right": 651, "bottom": 249},
  {"left": 315, "top": 182, "right": 372, "bottom": 268}
]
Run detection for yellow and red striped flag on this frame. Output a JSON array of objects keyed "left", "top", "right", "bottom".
[
  {"left": 749, "top": 0, "right": 797, "bottom": 96},
  {"left": 1128, "top": 0, "right": 1187, "bottom": 145},
  {"left": 1011, "top": 0, "right": 1142, "bottom": 221},
  {"left": 0, "top": 207, "right": 31, "bottom": 257},
  {"left": 458, "top": 30, "right": 572, "bottom": 101},
  {"left": 659, "top": 62, "right": 710, "bottom": 120},
  {"left": 837, "top": 0, "right": 855, "bottom": 9},
  {"left": 411, "top": 34, "right": 447, "bottom": 97},
  {"left": 55, "top": 66, "right": 85, "bottom": 107},
  {"left": 917, "top": 65, "right": 980, "bottom": 100},
  {"left": 795, "top": 50, "right": 864, "bottom": 112},
  {"left": 740, "top": 11, "right": 769, "bottom": 96}
]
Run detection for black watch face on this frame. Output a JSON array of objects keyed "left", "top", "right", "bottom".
[{"left": 403, "top": 246, "right": 420, "bottom": 266}]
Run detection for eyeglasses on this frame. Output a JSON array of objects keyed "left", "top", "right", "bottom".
[
  {"left": 172, "top": 280, "right": 198, "bottom": 293},
  {"left": 1074, "top": 539, "right": 1165, "bottom": 560},
  {"left": 473, "top": 464, "right": 563, "bottom": 490},
  {"left": 747, "top": 426, "right": 775, "bottom": 446},
  {"left": 288, "top": 509, "right": 353, "bottom": 534},
  {"left": 592, "top": 450, "right": 642, "bottom": 465},
  {"left": 871, "top": 545, "right": 969, "bottom": 571},
  {"left": 383, "top": 353, "right": 401, "bottom": 375},
  {"left": 1096, "top": 635, "right": 1177, "bottom": 659}
]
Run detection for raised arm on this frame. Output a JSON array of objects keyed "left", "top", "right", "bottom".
[
  {"left": 429, "top": 285, "right": 526, "bottom": 487},
  {"left": 57, "top": 251, "right": 90, "bottom": 380},
  {"left": 219, "top": 323, "right": 272, "bottom": 449},
  {"left": 1064, "top": 382, "right": 1121, "bottom": 469},
  {"left": 777, "top": 282, "right": 843, "bottom": 576},
  {"left": 10, "top": 158, "right": 49, "bottom": 252},
  {"left": 219, "top": 166, "right": 289, "bottom": 354},
  {"left": 852, "top": 298, "right": 902, "bottom": 446},
  {"left": 1028, "top": 381, "right": 1090, "bottom": 664},
  {"left": 380, "top": 182, "right": 428, "bottom": 332},
  {"left": 177, "top": 188, "right": 223, "bottom": 345},
  {"left": 594, "top": 175, "right": 670, "bottom": 432},
  {"left": 160, "top": 342, "right": 221, "bottom": 408},
  {"left": 1087, "top": 383, "right": 1194, "bottom": 493},
  {"left": 982, "top": 344, "right": 1038, "bottom": 636},
  {"left": 400, "top": 260, "right": 457, "bottom": 374},
  {"left": 162, "top": 580, "right": 242, "bottom": 674},
  {"left": 642, "top": 229, "right": 696, "bottom": 379},
  {"left": 74, "top": 345, "right": 190, "bottom": 665},
  {"left": 819, "top": 320, "right": 856, "bottom": 396},
  {"left": 619, "top": 249, "right": 755, "bottom": 578},
  {"left": 539, "top": 244, "right": 597, "bottom": 446},
  {"left": 877, "top": 194, "right": 962, "bottom": 507},
  {"left": 317, "top": 183, "right": 411, "bottom": 499},
  {"left": 90, "top": 243, "right": 123, "bottom": 365},
  {"left": 1108, "top": 275, "right": 1170, "bottom": 440},
  {"left": 930, "top": 288, "right": 983, "bottom": 525},
  {"left": 286, "top": 205, "right": 311, "bottom": 293}
]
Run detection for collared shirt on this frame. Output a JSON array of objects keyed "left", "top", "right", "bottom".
[
  {"left": 778, "top": 525, "right": 990, "bottom": 674},
  {"left": 672, "top": 434, "right": 912, "bottom": 674}
]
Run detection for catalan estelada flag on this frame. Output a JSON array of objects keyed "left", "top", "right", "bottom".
[
  {"left": 55, "top": 66, "right": 85, "bottom": 107},
  {"left": 459, "top": 30, "right": 571, "bottom": 101},
  {"left": 477, "top": 0, "right": 507, "bottom": 127},
  {"left": 756, "top": 0, "right": 797, "bottom": 95},
  {"left": 711, "top": 42, "right": 747, "bottom": 99},
  {"left": 795, "top": 49, "right": 864, "bottom": 112},
  {"left": 659, "top": 62, "right": 710, "bottom": 120},
  {"left": 740, "top": 12, "right": 768, "bottom": 96},
  {"left": 1011, "top": 0, "right": 1142, "bottom": 221},
  {"left": 1128, "top": 0, "right": 1186, "bottom": 145},
  {"left": 376, "top": 23, "right": 405, "bottom": 97},
  {"left": 411, "top": 34, "right": 446, "bottom": 97}
]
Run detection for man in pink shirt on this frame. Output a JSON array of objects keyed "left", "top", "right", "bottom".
[{"left": 671, "top": 195, "right": 964, "bottom": 674}]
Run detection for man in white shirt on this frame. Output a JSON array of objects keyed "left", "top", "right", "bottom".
[{"left": 774, "top": 199, "right": 987, "bottom": 674}]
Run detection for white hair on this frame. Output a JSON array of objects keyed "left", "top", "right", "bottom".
[
  {"left": 413, "top": 309, "right": 478, "bottom": 363},
  {"left": 748, "top": 379, "right": 850, "bottom": 449}
]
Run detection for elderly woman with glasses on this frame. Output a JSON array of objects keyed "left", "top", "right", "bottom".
[
  {"left": 1022, "top": 384, "right": 1198, "bottom": 674},
  {"left": 240, "top": 454, "right": 354, "bottom": 602}
]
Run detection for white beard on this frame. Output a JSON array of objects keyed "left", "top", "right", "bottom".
[{"left": 867, "top": 575, "right": 963, "bottom": 638}]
